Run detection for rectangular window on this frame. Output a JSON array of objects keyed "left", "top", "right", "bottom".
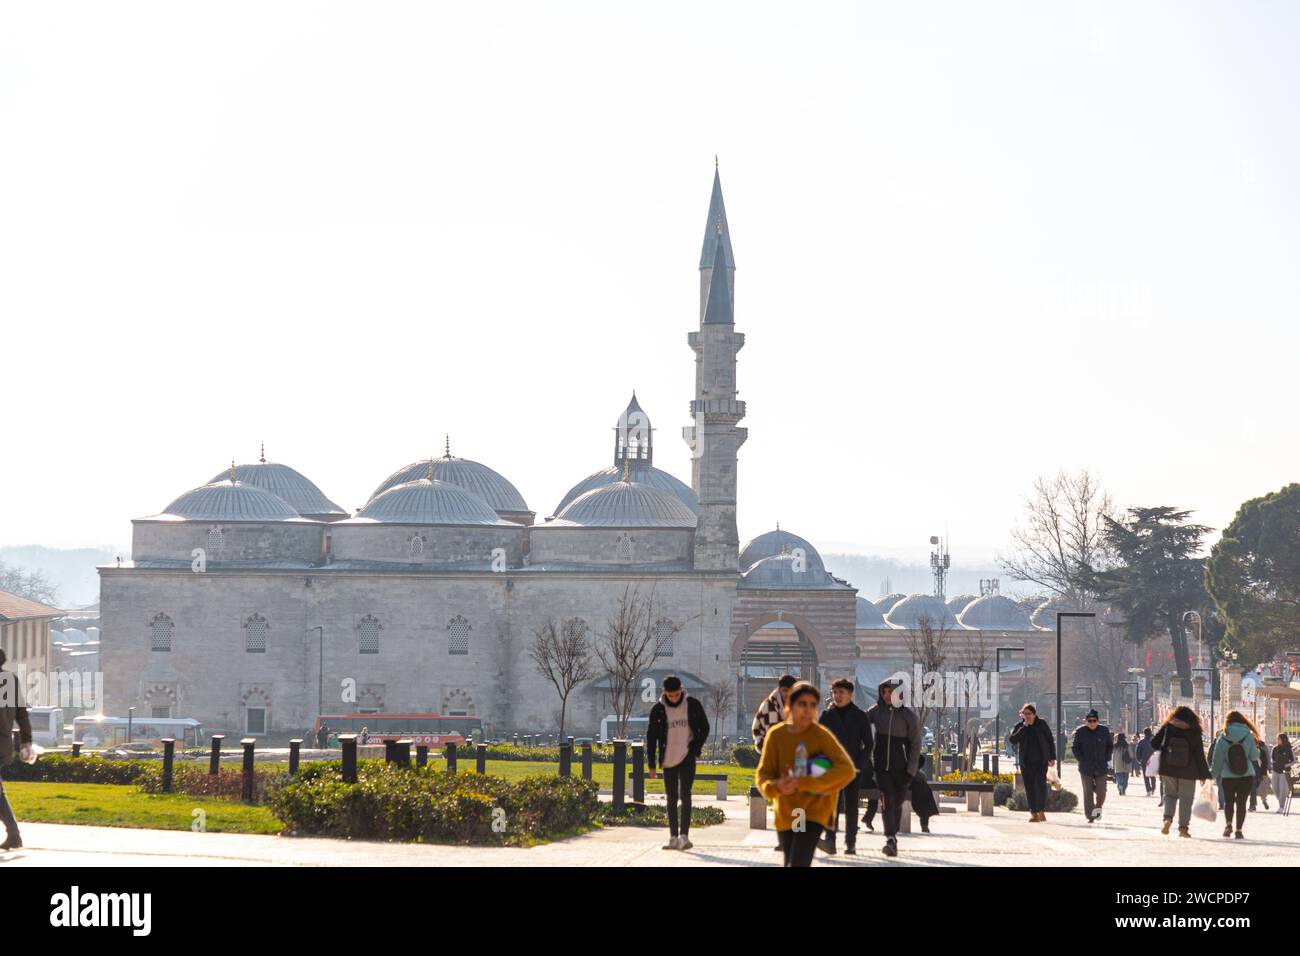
[
  {"left": 246, "top": 708, "right": 266, "bottom": 736},
  {"left": 151, "top": 706, "right": 171, "bottom": 719}
]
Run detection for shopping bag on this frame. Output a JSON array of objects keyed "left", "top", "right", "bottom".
[
  {"left": 1145, "top": 751, "right": 1161, "bottom": 777},
  {"left": 1046, "top": 765, "right": 1062, "bottom": 791},
  {"left": 1259, "top": 775, "right": 1274, "bottom": 798},
  {"left": 1192, "top": 779, "right": 1217, "bottom": 821}
]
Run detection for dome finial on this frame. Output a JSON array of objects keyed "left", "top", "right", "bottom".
[
  {"left": 622, "top": 458, "right": 630, "bottom": 482},
  {"left": 259, "top": 441, "right": 266, "bottom": 464},
  {"left": 230, "top": 459, "right": 237, "bottom": 483},
  {"left": 776, "top": 520, "right": 780, "bottom": 531},
  {"left": 428, "top": 456, "right": 434, "bottom": 482},
  {"left": 444, "top": 433, "right": 451, "bottom": 459}
]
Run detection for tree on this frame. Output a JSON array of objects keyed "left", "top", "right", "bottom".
[
  {"left": 530, "top": 618, "right": 595, "bottom": 740},
  {"left": 703, "top": 677, "right": 734, "bottom": 757},
  {"left": 1206, "top": 483, "right": 1300, "bottom": 666},
  {"left": 0, "top": 560, "right": 59, "bottom": 606},
  {"left": 904, "top": 612, "right": 952, "bottom": 745},
  {"left": 594, "top": 585, "right": 673, "bottom": 738},
  {"left": 1000, "top": 469, "right": 1116, "bottom": 609},
  {"left": 1090, "top": 506, "right": 1212, "bottom": 697}
]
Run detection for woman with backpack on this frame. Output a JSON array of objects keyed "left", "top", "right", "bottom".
[
  {"left": 1151, "top": 706, "right": 1211, "bottom": 837},
  {"left": 1272, "top": 734, "right": 1294, "bottom": 814},
  {"left": 1113, "top": 733, "right": 1133, "bottom": 796},
  {"left": 1209, "top": 711, "right": 1261, "bottom": 839}
]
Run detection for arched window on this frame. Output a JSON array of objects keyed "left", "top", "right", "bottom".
[
  {"left": 244, "top": 613, "right": 269, "bottom": 653},
  {"left": 150, "top": 613, "right": 174, "bottom": 652},
  {"left": 447, "top": 615, "right": 471, "bottom": 655},
  {"left": 654, "top": 617, "right": 675, "bottom": 657},
  {"left": 357, "top": 614, "right": 382, "bottom": 654}
]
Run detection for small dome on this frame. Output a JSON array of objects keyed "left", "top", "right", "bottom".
[
  {"left": 551, "top": 480, "right": 697, "bottom": 528},
  {"left": 740, "top": 553, "right": 834, "bottom": 589},
  {"left": 946, "top": 593, "right": 978, "bottom": 614},
  {"left": 1031, "top": 597, "right": 1078, "bottom": 630},
  {"left": 161, "top": 480, "right": 299, "bottom": 522},
  {"left": 357, "top": 479, "right": 505, "bottom": 525},
  {"left": 885, "top": 594, "right": 962, "bottom": 630},
  {"left": 738, "top": 529, "right": 827, "bottom": 575},
  {"left": 371, "top": 454, "right": 529, "bottom": 517},
  {"left": 208, "top": 460, "right": 345, "bottom": 517},
  {"left": 875, "top": 593, "right": 906, "bottom": 614},
  {"left": 856, "top": 596, "right": 886, "bottom": 628},
  {"left": 957, "top": 594, "right": 1035, "bottom": 631},
  {"left": 554, "top": 461, "right": 698, "bottom": 517}
]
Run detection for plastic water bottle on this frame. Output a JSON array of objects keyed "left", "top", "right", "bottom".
[{"left": 793, "top": 740, "right": 808, "bottom": 778}]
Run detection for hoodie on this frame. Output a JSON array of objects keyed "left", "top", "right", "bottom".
[
  {"left": 866, "top": 682, "right": 922, "bottom": 780},
  {"left": 1209, "top": 722, "right": 1260, "bottom": 780},
  {"left": 646, "top": 693, "right": 709, "bottom": 772}
]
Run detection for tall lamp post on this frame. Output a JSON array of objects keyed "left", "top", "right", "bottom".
[
  {"left": 1120, "top": 681, "right": 1139, "bottom": 734},
  {"left": 995, "top": 646, "right": 1026, "bottom": 756},
  {"left": 1057, "top": 612, "right": 1096, "bottom": 772}
]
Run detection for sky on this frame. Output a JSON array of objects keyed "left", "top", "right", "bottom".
[{"left": 2, "top": 1, "right": 1298, "bottom": 571}]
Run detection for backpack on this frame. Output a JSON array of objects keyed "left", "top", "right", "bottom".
[
  {"left": 1227, "top": 738, "right": 1249, "bottom": 775},
  {"left": 1164, "top": 734, "right": 1190, "bottom": 769}
]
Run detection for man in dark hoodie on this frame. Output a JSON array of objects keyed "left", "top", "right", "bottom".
[
  {"left": 866, "top": 678, "right": 922, "bottom": 858},
  {"left": 1135, "top": 727, "right": 1156, "bottom": 795},
  {"left": 818, "top": 677, "right": 873, "bottom": 855},
  {"left": 1072, "top": 709, "right": 1113, "bottom": 823},
  {"left": 0, "top": 649, "right": 34, "bottom": 850},
  {"left": 646, "top": 674, "right": 709, "bottom": 851}
]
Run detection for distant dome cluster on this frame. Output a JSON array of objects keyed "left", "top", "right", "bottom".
[{"left": 852, "top": 590, "right": 1076, "bottom": 632}]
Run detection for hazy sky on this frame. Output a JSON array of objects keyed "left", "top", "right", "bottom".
[{"left": 2, "top": 2, "right": 1298, "bottom": 569}]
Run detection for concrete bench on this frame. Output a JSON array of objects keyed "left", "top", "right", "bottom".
[
  {"left": 637, "top": 772, "right": 728, "bottom": 800},
  {"left": 927, "top": 780, "right": 995, "bottom": 816}
]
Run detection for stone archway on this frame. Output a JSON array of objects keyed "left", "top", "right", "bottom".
[{"left": 731, "top": 611, "right": 828, "bottom": 737}]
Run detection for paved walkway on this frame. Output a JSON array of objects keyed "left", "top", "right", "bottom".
[{"left": 4, "top": 772, "right": 1299, "bottom": 866}]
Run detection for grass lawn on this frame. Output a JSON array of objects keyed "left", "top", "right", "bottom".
[{"left": 5, "top": 782, "right": 282, "bottom": 834}]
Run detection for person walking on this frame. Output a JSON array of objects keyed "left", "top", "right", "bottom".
[
  {"left": 316, "top": 721, "right": 330, "bottom": 749},
  {"left": 1113, "top": 733, "right": 1133, "bottom": 796},
  {"left": 818, "top": 677, "right": 872, "bottom": 855},
  {"left": 755, "top": 681, "right": 856, "bottom": 867},
  {"left": 866, "top": 678, "right": 922, "bottom": 858},
  {"left": 1209, "top": 711, "right": 1261, "bottom": 839},
  {"left": 1250, "top": 735, "right": 1270, "bottom": 812},
  {"left": 1151, "top": 706, "right": 1211, "bottom": 838},
  {"left": 1272, "top": 733, "right": 1294, "bottom": 814},
  {"left": 1135, "top": 727, "right": 1157, "bottom": 795},
  {"left": 0, "top": 649, "right": 34, "bottom": 850},
  {"left": 1008, "top": 703, "right": 1056, "bottom": 822},
  {"left": 752, "top": 674, "right": 796, "bottom": 851},
  {"left": 646, "top": 674, "right": 710, "bottom": 851},
  {"left": 1072, "top": 710, "right": 1113, "bottom": 823}
]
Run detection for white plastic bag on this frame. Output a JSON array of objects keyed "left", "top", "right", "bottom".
[
  {"left": 1145, "top": 751, "right": 1161, "bottom": 776},
  {"left": 1192, "top": 779, "right": 1217, "bottom": 821},
  {"left": 1046, "top": 765, "right": 1062, "bottom": 791}
]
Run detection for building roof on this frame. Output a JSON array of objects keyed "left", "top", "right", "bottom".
[
  {"left": 740, "top": 553, "right": 839, "bottom": 589},
  {"left": 946, "top": 593, "right": 979, "bottom": 614},
  {"left": 855, "top": 596, "right": 887, "bottom": 628},
  {"left": 738, "top": 528, "right": 827, "bottom": 575},
  {"left": 550, "top": 480, "right": 697, "bottom": 529},
  {"left": 957, "top": 594, "right": 1036, "bottom": 631},
  {"left": 353, "top": 478, "right": 507, "bottom": 526},
  {"left": 884, "top": 593, "right": 963, "bottom": 630},
  {"left": 0, "top": 589, "right": 63, "bottom": 621},
  {"left": 370, "top": 451, "right": 530, "bottom": 516},
  {"left": 207, "top": 460, "right": 346, "bottom": 517},
  {"left": 553, "top": 461, "right": 698, "bottom": 517},
  {"left": 157, "top": 480, "right": 301, "bottom": 522},
  {"left": 702, "top": 232, "right": 735, "bottom": 324},
  {"left": 699, "top": 168, "right": 735, "bottom": 269},
  {"left": 875, "top": 593, "right": 906, "bottom": 614}
]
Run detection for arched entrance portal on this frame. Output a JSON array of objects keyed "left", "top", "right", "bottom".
[{"left": 736, "top": 621, "right": 819, "bottom": 736}]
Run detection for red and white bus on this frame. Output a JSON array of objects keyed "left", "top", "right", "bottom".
[{"left": 313, "top": 713, "right": 482, "bottom": 747}]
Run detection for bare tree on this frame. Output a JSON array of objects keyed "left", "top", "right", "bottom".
[
  {"left": 0, "top": 561, "right": 59, "bottom": 606},
  {"left": 594, "top": 584, "right": 671, "bottom": 738},
  {"left": 703, "top": 677, "right": 734, "bottom": 757},
  {"left": 530, "top": 618, "right": 594, "bottom": 740},
  {"left": 904, "top": 612, "right": 952, "bottom": 746}
]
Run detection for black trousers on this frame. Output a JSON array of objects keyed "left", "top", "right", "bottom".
[
  {"left": 663, "top": 756, "right": 696, "bottom": 838},
  {"left": 778, "top": 822, "right": 825, "bottom": 867},
  {"left": 1223, "top": 776, "right": 1252, "bottom": 830},
  {"left": 877, "top": 770, "right": 909, "bottom": 839},
  {"left": 1143, "top": 771, "right": 1157, "bottom": 793},
  {"left": 829, "top": 776, "right": 861, "bottom": 848},
  {"left": 1022, "top": 762, "right": 1049, "bottom": 813}
]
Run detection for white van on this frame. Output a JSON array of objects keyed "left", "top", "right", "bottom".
[
  {"left": 27, "top": 707, "right": 65, "bottom": 748},
  {"left": 598, "top": 715, "right": 650, "bottom": 743}
]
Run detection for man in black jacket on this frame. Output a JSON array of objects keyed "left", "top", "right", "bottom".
[
  {"left": 818, "top": 677, "right": 873, "bottom": 855},
  {"left": 646, "top": 675, "right": 709, "bottom": 851},
  {"left": 1072, "top": 709, "right": 1113, "bottom": 823},
  {"left": 1009, "top": 703, "right": 1056, "bottom": 821}
]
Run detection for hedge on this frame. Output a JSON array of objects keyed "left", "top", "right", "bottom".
[
  {"left": 731, "top": 746, "right": 759, "bottom": 768},
  {"left": 596, "top": 804, "right": 726, "bottom": 827},
  {"left": 3, "top": 754, "right": 152, "bottom": 786},
  {"left": 136, "top": 763, "right": 288, "bottom": 804}
]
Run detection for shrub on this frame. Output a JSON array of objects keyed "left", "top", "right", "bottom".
[
  {"left": 1006, "top": 787, "right": 1079, "bottom": 813},
  {"left": 993, "top": 782, "right": 1014, "bottom": 806},
  {"left": 935, "top": 769, "right": 1014, "bottom": 797},
  {"left": 596, "top": 804, "right": 725, "bottom": 827},
  {"left": 437, "top": 744, "right": 618, "bottom": 764},
  {"left": 4, "top": 754, "right": 152, "bottom": 785},
  {"left": 136, "top": 763, "right": 289, "bottom": 804},
  {"left": 731, "top": 746, "right": 759, "bottom": 768}
]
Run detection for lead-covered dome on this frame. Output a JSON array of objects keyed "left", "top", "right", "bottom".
[
  {"left": 208, "top": 458, "right": 345, "bottom": 518},
  {"left": 551, "top": 480, "right": 697, "bottom": 528},
  {"left": 160, "top": 480, "right": 300, "bottom": 522},
  {"left": 884, "top": 594, "right": 962, "bottom": 630},
  {"left": 356, "top": 478, "right": 506, "bottom": 525},
  {"left": 957, "top": 594, "right": 1035, "bottom": 631},
  {"left": 740, "top": 553, "right": 835, "bottom": 589},
  {"left": 739, "top": 529, "right": 827, "bottom": 575},
  {"left": 856, "top": 596, "right": 887, "bottom": 627},
  {"left": 875, "top": 593, "right": 906, "bottom": 614},
  {"left": 946, "top": 593, "right": 978, "bottom": 614},
  {"left": 371, "top": 449, "right": 530, "bottom": 520},
  {"left": 553, "top": 461, "right": 698, "bottom": 517}
]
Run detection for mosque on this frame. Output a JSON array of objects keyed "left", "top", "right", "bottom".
[{"left": 99, "top": 170, "right": 864, "bottom": 738}]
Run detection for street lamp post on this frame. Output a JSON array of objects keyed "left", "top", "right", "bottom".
[
  {"left": 1120, "top": 681, "right": 1139, "bottom": 734},
  {"left": 1057, "top": 612, "right": 1096, "bottom": 771},
  {"left": 995, "top": 646, "right": 1026, "bottom": 756}
]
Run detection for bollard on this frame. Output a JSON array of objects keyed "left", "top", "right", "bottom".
[
  {"left": 289, "top": 738, "right": 301, "bottom": 776},
  {"left": 513, "top": 733, "right": 519, "bottom": 747},
  {"left": 581, "top": 742, "right": 593, "bottom": 781},
  {"left": 384, "top": 739, "right": 396, "bottom": 764},
  {"left": 992, "top": 755, "right": 999, "bottom": 775},
  {"left": 749, "top": 786, "right": 767, "bottom": 829},
  {"left": 612, "top": 740, "right": 627, "bottom": 812},
  {"left": 209, "top": 734, "right": 224, "bottom": 775},
  {"left": 394, "top": 739, "right": 411, "bottom": 767},
  {"left": 567, "top": 735, "right": 574, "bottom": 748},
  {"left": 558, "top": 742, "right": 572, "bottom": 777},
  {"left": 631, "top": 742, "right": 645, "bottom": 803},
  {"left": 161, "top": 738, "right": 175, "bottom": 793},
  {"left": 71, "top": 742, "right": 81, "bottom": 758},
  {"left": 982, "top": 752, "right": 990, "bottom": 774},
  {"left": 416, "top": 745, "right": 428, "bottom": 768},
  {"left": 445, "top": 742, "right": 458, "bottom": 773},
  {"left": 240, "top": 738, "right": 256, "bottom": 802},
  {"left": 340, "top": 734, "right": 358, "bottom": 783},
  {"left": 476, "top": 743, "right": 486, "bottom": 774}
]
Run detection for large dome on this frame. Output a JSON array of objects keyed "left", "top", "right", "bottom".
[
  {"left": 553, "top": 461, "right": 698, "bottom": 517},
  {"left": 856, "top": 596, "right": 887, "bottom": 627},
  {"left": 884, "top": 594, "right": 963, "bottom": 630},
  {"left": 208, "top": 460, "right": 345, "bottom": 518},
  {"left": 371, "top": 453, "right": 529, "bottom": 518},
  {"left": 946, "top": 593, "right": 979, "bottom": 614},
  {"left": 738, "top": 529, "right": 826, "bottom": 575},
  {"left": 740, "top": 553, "right": 835, "bottom": 589},
  {"left": 551, "top": 480, "right": 697, "bottom": 529},
  {"left": 957, "top": 594, "right": 1035, "bottom": 631},
  {"left": 356, "top": 479, "right": 505, "bottom": 525},
  {"left": 875, "top": 593, "right": 906, "bottom": 614},
  {"left": 160, "top": 480, "right": 299, "bottom": 522}
]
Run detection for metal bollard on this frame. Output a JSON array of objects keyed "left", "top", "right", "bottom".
[
  {"left": 71, "top": 742, "right": 81, "bottom": 758},
  {"left": 476, "top": 743, "right": 486, "bottom": 774},
  {"left": 749, "top": 786, "right": 767, "bottom": 829},
  {"left": 289, "top": 738, "right": 301, "bottom": 776},
  {"left": 612, "top": 740, "right": 627, "bottom": 812},
  {"left": 340, "top": 734, "right": 358, "bottom": 783},
  {"left": 394, "top": 739, "right": 411, "bottom": 767},
  {"left": 559, "top": 743, "right": 572, "bottom": 777},
  {"left": 416, "top": 745, "right": 428, "bottom": 768},
  {"left": 992, "top": 755, "right": 999, "bottom": 775},
  {"left": 631, "top": 742, "right": 645, "bottom": 803},
  {"left": 384, "top": 739, "right": 397, "bottom": 764},
  {"left": 240, "top": 738, "right": 256, "bottom": 802},
  {"left": 445, "top": 742, "right": 458, "bottom": 773},
  {"left": 209, "top": 734, "right": 224, "bottom": 775},
  {"left": 982, "top": 752, "right": 990, "bottom": 774},
  {"left": 581, "top": 742, "right": 593, "bottom": 781},
  {"left": 161, "top": 738, "right": 175, "bottom": 793}
]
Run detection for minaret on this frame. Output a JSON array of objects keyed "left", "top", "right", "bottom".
[
  {"left": 685, "top": 166, "right": 747, "bottom": 570},
  {"left": 613, "top": 392, "right": 653, "bottom": 467}
]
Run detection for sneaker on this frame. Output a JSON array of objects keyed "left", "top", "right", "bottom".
[
  {"left": 662, "top": 836, "right": 681, "bottom": 850},
  {"left": 678, "top": 837, "right": 693, "bottom": 850},
  {"left": 1161, "top": 819, "right": 1172, "bottom": 835},
  {"left": 881, "top": 839, "right": 897, "bottom": 858},
  {"left": 1223, "top": 824, "right": 1233, "bottom": 838},
  {"left": 817, "top": 836, "right": 837, "bottom": 855},
  {"left": 0, "top": 834, "right": 20, "bottom": 851},
  {"left": 844, "top": 845, "right": 857, "bottom": 855},
  {"left": 1234, "top": 831, "right": 1244, "bottom": 840},
  {"left": 1091, "top": 809, "right": 1102, "bottom": 822}
]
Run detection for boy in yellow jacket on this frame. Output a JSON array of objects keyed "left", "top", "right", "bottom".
[{"left": 756, "top": 681, "right": 856, "bottom": 866}]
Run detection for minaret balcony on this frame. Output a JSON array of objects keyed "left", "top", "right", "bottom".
[{"left": 688, "top": 398, "right": 746, "bottom": 419}]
